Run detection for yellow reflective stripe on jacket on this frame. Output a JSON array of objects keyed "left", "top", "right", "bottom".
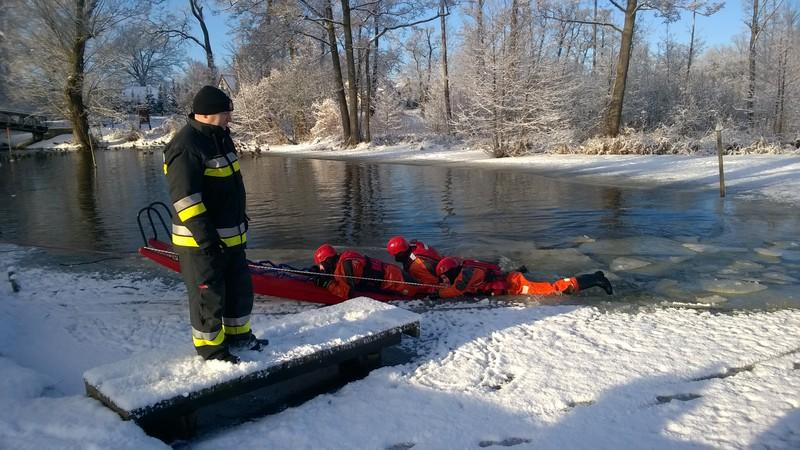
[
  {"left": 220, "top": 233, "right": 246, "bottom": 247},
  {"left": 172, "top": 234, "right": 200, "bottom": 247},
  {"left": 204, "top": 160, "right": 240, "bottom": 178},
  {"left": 177, "top": 202, "right": 207, "bottom": 222},
  {"left": 192, "top": 328, "right": 225, "bottom": 347},
  {"left": 172, "top": 231, "right": 247, "bottom": 248}
]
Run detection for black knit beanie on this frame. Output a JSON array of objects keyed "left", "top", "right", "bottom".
[{"left": 192, "top": 85, "right": 233, "bottom": 115}]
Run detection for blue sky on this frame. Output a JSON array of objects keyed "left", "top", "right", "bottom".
[{"left": 182, "top": 0, "right": 751, "bottom": 66}]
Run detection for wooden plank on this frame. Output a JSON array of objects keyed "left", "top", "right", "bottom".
[{"left": 84, "top": 298, "right": 420, "bottom": 428}]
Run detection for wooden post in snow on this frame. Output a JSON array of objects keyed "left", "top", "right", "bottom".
[{"left": 715, "top": 123, "right": 726, "bottom": 197}]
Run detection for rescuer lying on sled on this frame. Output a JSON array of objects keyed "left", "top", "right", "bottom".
[
  {"left": 386, "top": 235, "right": 506, "bottom": 287},
  {"left": 434, "top": 256, "right": 613, "bottom": 299},
  {"left": 312, "top": 244, "right": 434, "bottom": 300}
]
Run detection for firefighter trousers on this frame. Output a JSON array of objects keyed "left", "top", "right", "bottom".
[{"left": 177, "top": 246, "right": 253, "bottom": 359}]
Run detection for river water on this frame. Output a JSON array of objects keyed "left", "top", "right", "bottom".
[{"left": 1, "top": 150, "right": 798, "bottom": 310}]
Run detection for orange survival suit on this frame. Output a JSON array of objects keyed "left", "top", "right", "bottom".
[
  {"left": 325, "top": 250, "right": 418, "bottom": 299},
  {"left": 437, "top": 258, "right": 579, "bottom": 299}
]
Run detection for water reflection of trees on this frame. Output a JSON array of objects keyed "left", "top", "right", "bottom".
[{"left": 75, "top": 151, "right": 107, "bottom": 249}]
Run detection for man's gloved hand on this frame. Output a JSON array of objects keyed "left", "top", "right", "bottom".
[
  {"left": 314, "top": 275, "right": 331, "bottom": 288},
  {"left": 203, "top": 242, "right": 226, "bottom": 258}
]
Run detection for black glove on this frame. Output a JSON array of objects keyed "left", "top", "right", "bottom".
[
  {"left": 314, "top": 275, "right": 331, "bottom": 288},
  {"left": 575, "top": 271, "right": 613, "bottom": 295},
  {"left": 203, "top": 242, "right": 225, "bottom": 258}
]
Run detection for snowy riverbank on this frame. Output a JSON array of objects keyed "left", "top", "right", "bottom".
[
  {"left": 5, "top": 123, "right": 800, "bottom": 448},
  {"left": 1, "top": 237, "right": 799, "bottom": 448}
]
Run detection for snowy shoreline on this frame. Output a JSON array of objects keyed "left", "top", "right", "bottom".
[
  {"left": 257, "top": 140, "right": 800, "bottom": 206},
  {"left": 1, "top": 244, "right": 799, "bottom": 448},
  {"left": 17, "top": 127, "right": 800, "bottom": 207}
]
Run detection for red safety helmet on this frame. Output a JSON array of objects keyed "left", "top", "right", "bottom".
[
  {"left": 435, "top": 257, "right": 462, "bottom": 278},
  {"left": 314, "top": 244, "right": 338, "bottom": 265},
  {"left": 386, "top": 236, "right": 410, "bottom": 256}
]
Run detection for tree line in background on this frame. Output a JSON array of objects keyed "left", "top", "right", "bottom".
[{"left": 0, "top": 0, "right": 797, "bottom": 154}]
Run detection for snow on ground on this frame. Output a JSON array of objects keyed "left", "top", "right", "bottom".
[
  {"left": 7, "top": 118, "right": 800, "bottom": 447},
  {"left": 1, "top": 242, "right": 798, "bottom": 449}
]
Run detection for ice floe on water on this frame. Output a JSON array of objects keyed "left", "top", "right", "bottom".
[
  {"left": 579, "top": 236, "right": 696, "bottom": 257},
  {"left": 700, "top": 279, "right": 770, "bottom": 295},
  {"left": 610, "top": 256, "right": 652, "bottom": 272}
]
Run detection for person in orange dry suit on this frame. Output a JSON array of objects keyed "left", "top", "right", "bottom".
[
  {"left": 385, "top": 236, "right": 443, "bottom": 286},
  {"left": 434, "top": 257, "right": 613, "bottom": 299},
  {"left": 312, "top": 244, "right": 422, "bottom": 300},
  {"left": 385, "top": 236, "right": 507, "bottom": 289}
]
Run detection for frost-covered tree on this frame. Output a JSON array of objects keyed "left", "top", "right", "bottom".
[
  {"left": 6, "top": 0, "right": 142, "bottom": 151},
  {"left": 118, "top": 21, "right": 184, "bottom": 87},
  {"left": 452, "top": 0, "right": 578, "bottom": 156},
  {"left": 232, "top": 54, "right": 330, "bottom": 143}
]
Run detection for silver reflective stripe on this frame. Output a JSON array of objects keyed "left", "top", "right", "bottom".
[
  {"left": 172, "top": 224, "right": 194, "bottom": 236},
  {"left": 217, "top": 222, "right": 247, "bottom": 237},
  {"left": 206, "top": 156, "right": 229, "bottom": 168},
  {"left": 206, "top": 153, "right": 239, "bottom": 168},
  {"left": 223, "top": 315, "right": 250, "bottom": 327},
  {"left": 192, "top": 327, "right": 222, "bottom": 341},
  {"left": 174, "top": 193, "right": 203, "bottom": 212}
]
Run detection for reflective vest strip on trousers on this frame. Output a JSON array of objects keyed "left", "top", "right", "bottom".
[
  {"left": 223, "top": 316, "right": 251, "bottom": 336},
  {"left": 171, "top": 223, "right": 247, "bottom": 248},
  {"left": 192, "top": 327, "right": 225, "bottom": 347}
]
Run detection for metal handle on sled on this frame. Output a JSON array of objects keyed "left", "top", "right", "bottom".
[{"left": 136, "top": 202, "right": 172, "bottom": 246}]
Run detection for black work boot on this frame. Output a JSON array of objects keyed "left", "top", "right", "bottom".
[
  {"left": 575, "top": 271, "right": 613, "bottom": 295},
  {"left": 229, "top": 333, "right": 269, "bottom": 352},
  {"left": 205, "top": 347, "right": 240, "bottom": 364}
]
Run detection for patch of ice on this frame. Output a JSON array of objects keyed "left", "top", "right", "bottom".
[
  {"left": 694, "top": 295, "right": 728, "bottom": 305},
  {"left": 610, "top": 257, "right": 651, "bottom": 271},
  {"left": 700, "top": 279, "right": 769, "bottom": 295},
  {"left": 579, "top": 237, "right": 695, "bottom": 257},
  {"left": 762, "top": 272, "right": 800, "bottom": 284},
  {"left": 755, "top": 248, "right": 783, "bottom": 258},
  {"left": 683, "top": 243, "right": 718, "bottom": 253},
  {"left": 781, "top": 251, "right": 800, "bottom": 262},
  {"left": 720, "top": 261, "right": 765, "bottom": 274}
]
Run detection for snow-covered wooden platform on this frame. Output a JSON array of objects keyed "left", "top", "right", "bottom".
[{"left": 83, "top": 297, "right": 420, "bottom": 436}]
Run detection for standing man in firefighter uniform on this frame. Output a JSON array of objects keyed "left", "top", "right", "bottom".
[{"left": 164, "top": 85, "right": 266, "bottom": 363}]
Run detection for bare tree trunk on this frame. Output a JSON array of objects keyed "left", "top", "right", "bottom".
[
  {"left": 773, "top": 24, "right": 790, "bottom": 136},
  {"left": 592, "top": 0, "right": 597, "bottom": 72},
  {"left": 439, "top": 0, "right": 452, "bottom": 130},
  {"left": 604, "top": 0, "right": 637, "bottom": 137},
  {"left": 324, "top": 0, "right": 351, "bottom": 142},
  {"left": 363, "top": 43, "right": 372, "bottom": 142},
  {"left": 340, "top": 0, "right": 361, "bottom": 145},
  {"left": 66, "top": 0, "right": 93, "bottom": 152},
  {"left": 189, "top": 0, "right": 216, "bottom": 79},
  {"left": 424, "top": 28, "right": 433, "bottom": 108},
  {"left": 686, "top": 9, "right": 697, "bottom": 86},
  {"left": 746, "top": 0, "right": 760, "bottom": 128}
]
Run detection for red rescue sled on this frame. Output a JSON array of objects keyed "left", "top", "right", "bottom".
[{"left": 139, "top": 239, "right": 423, "bottom": 305}]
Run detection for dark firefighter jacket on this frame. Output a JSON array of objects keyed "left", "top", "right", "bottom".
[{"left": 163, "top": 116, "right": 247, "bottom": 250}]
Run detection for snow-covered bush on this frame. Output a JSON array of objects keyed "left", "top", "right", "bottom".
[
  {"left": 371, "top": 83, "right": 406, "bottom": 136},
  {"left": 309, "top": 98, "right": 341, "bottom": 141},
  {"left": 233, "top": 57, "right": 329, "bottom": 145}
]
